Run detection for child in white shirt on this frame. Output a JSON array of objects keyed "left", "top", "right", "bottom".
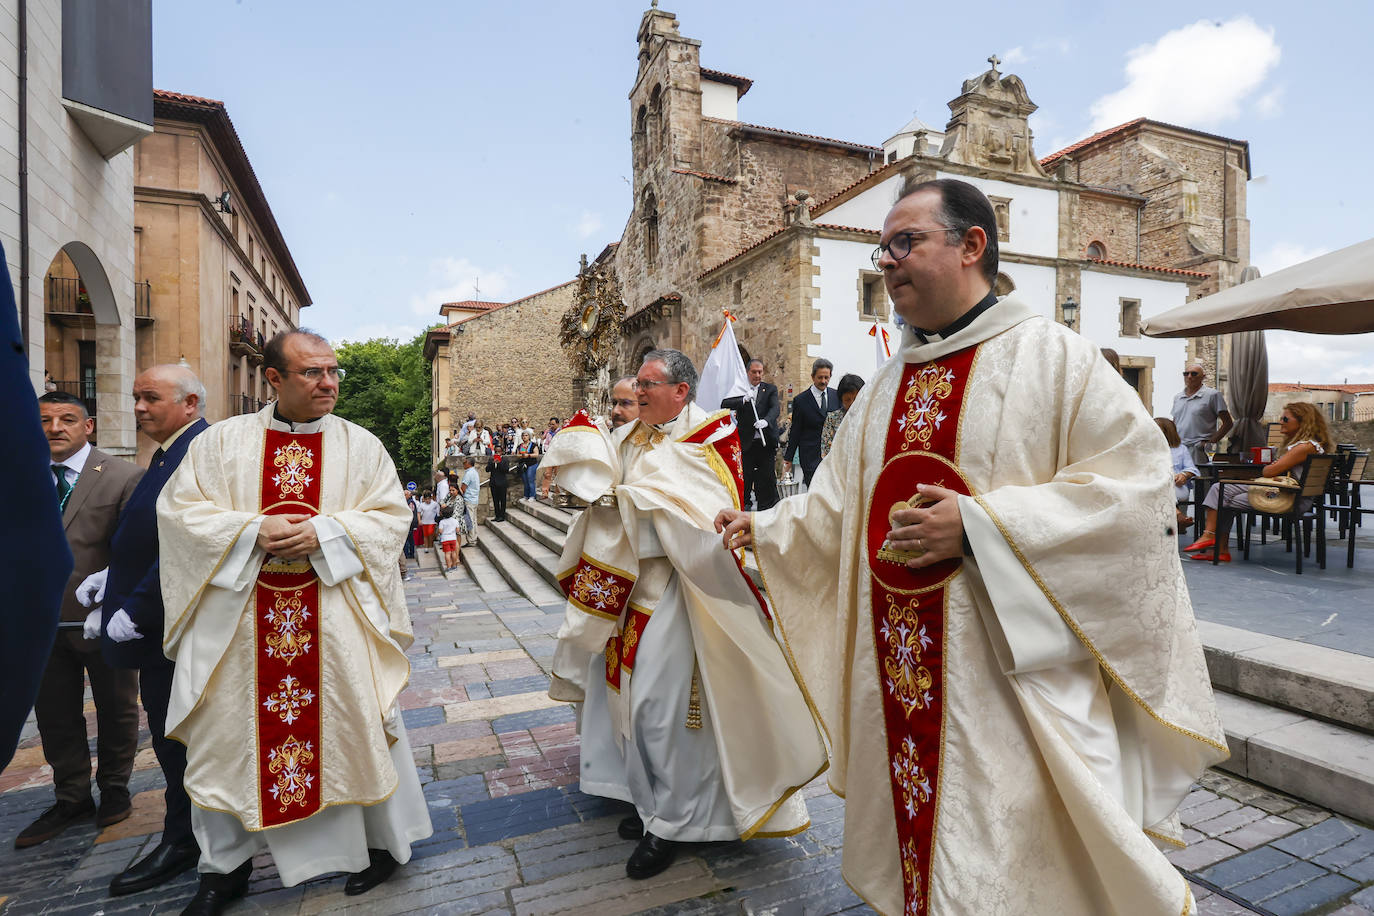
[{"left": 436, "top": 506, "right": 460, "bottom": 570}]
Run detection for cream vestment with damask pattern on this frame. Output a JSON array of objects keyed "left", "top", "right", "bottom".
[
  {"left": 157, "top": 407, "right": 431, "bottom": 885},
  {"left": 547, "top": 405, "right": 826, "bottom": 842},
  {"left": 754, "top": 296, "right": 1227, "bottom": 916}
]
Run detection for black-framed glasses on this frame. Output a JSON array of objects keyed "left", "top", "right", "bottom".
[
  {"left": 286, "top": 367, "right": 346, "bottom": 381},
  {"left": 871, "top": 227, "right": 954, "bottom": 269}
]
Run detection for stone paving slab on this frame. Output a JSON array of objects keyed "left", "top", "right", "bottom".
[{"left": 3, "top": 562, "right": 1374, "bottom": 914}]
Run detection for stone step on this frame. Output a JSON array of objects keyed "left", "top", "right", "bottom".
[
  {"left": 506, "top": 506, "right": 568, "bottom": 555},
  {"left": 1214, "top": 690, "right": 1374, "bottom": 825},
  {"left": 459, "top": 541, "right": 511, "bottom": 594},
  {"left": 513, "top": 497, "right": 577, "bottom": 533},
  {"left": 485, "top": 520, "right": 565, "bottom": 602},
  {"left": 1199, "top": 621, "right": 1374, "bottom": 734},
  {"left": 472, "top": 527, "right": 561, "bottom": 605}
]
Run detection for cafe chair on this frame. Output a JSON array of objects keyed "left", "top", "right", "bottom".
[{"left": 1212, "top": 454, "right": 1338, "bottom": 574}]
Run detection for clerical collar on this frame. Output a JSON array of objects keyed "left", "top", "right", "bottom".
[
  {"left": 911, "top": 290, "right": 998, "bottom": 344},
  {"left": 272, "top": 407, "right": 326, "bottom": 432},
  {"left": 652, "top": 410, "right": 683, "bottom": 432}
]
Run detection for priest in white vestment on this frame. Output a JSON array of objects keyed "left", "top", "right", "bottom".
[
  {"left": 157, "top": 331, "right": 431, "bottom": 915},
  {"left": 717, "top": 179, "right": 1227, "bottom": 916},
  {"left": 547, "top": 349, "right": 826, "bottom": 881}
]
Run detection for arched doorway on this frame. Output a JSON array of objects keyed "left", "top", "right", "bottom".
[{"left": 41, "top": 241, "right": 135, "bottom": 453}]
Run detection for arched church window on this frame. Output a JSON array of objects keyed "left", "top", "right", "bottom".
[
  {"left": 1085, "top": 241, "right": 1107, "bottom": 260},
  {"left": 648, "top": 84, "right": 663, "bottom": 157},
  {"left": 643, "top": 189, "right": 659, "bottom": 268},
  {"left": 634, "top": 105, "right": 647, "bottom": 166}
]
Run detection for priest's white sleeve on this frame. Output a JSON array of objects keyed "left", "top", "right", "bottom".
[
  {"left": 308, "top": 515, "right": 366, "bottom": 586},
  {"left": 208, "top": 517, "right": 266, "bottom": 592}
]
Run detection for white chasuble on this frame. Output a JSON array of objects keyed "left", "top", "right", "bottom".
[
  {"left": 546, "top": 406, "right": 827, "bottom": 841},
  {"left": 753, "top": 295, "right": 1227, "bottom": 916},
  {"left": 157, "top": 406, "right": 431, "bottom": 882}
]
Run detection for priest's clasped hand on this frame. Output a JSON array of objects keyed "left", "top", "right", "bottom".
[
  {"left": 713, "top": 508, "right": 753, "bottom": 550},
  {"left": 257, "top": 513, "right": 321, "bottom": 559},
  {"left": 887, "top": 484, "right": 964, "bottom": 569}
]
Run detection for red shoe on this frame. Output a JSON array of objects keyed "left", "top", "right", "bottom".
[
  {"left": 1190, "top": 551, "right": 1231, "bottom": 562},
  {"left": 1183, "top": 536, "right": 1215, "bottom": 552}
]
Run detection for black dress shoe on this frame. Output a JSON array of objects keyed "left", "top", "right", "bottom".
[
  {"left": 618, "top": 814, "right": 645, "bottom": 840},
  {"left": 180, "top": 860, "right": 250, "bottom": 916},
  {"left": 97, "top": 791, "right": 132, "bottom": 828},
  {"left": 110, "top": 838, "right": 200, "bottom": 896},
  {"left": 626, "top": 832, "right": 678, "bottom": 880},
  {"left": 14, "top": 797, "right": 95, "bottom": 848},
  {"left": 344, "top": 848, "right": 398, "bottom": 896}
]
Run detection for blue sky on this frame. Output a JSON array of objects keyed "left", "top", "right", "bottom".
[{"left": 151, "top": 1, "right": 1372, "bottom": 382}]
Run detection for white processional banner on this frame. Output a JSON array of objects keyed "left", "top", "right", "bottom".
[{"left": 695, "top": 311, "right": 751, "bottom": 412}]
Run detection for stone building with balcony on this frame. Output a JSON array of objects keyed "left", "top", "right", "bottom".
[
  {"left": 8, "top": 0, "right": 154, "bottom": 455},
  {"left": 128, "top": 89, "right": 310, "bottom": 463}
]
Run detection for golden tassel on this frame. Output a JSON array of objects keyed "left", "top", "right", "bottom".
[{"left": 685, "top": 663, "right": 703, "bottom": 729}]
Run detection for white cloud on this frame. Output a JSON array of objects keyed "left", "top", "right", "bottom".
[
  {"left": 1265, "top": 330, "right": 1374, "bottom": 384},
  {"left": 1255, "top": 85, "right": 1284, "bottom": 118},
  {"left": 1089, "top": 17, "right": 1280, "bottom": 131},
  {"left": 1253, "top": 242, "right": 1330, "bottom": 276},
  {"left": 406, "top": 256, "right": 518, "bottom": 319},
  {"left": 573, "top": 210, "right": 603, "bottom": 239},
  {"left": 1001, "top": 47, "right": 1029, "bottom": 66}
]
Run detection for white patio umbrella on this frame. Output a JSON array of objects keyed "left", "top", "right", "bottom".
[{"left": 1141, "top": 237, "right": 1374, "bottom": 337}]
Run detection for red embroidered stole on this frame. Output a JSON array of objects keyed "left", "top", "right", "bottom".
[
  {"left": 255, "top": 429, "right": 324, "bottom": 827},
  {"left": 866, "top": 345, "right": 979, "bottom": 915},
  {"left": 590, "top": 411, "right": 751, "bottom": 693}
]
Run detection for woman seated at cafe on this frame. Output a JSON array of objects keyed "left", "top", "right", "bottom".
[
  {"left": 1183, "top": 402, "right": 1335, "bottom": 562},
  {"left": 1155, "top": 417, "right": 1198, "bottom": 532}
]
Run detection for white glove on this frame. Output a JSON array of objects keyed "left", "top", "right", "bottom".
[
  {"left": 82, "top": 609, "right": 102, "bottom": 640},
  {"left": 754, "top": 418, "right": 768, "bottom": 429},
  {"left": 107, "top": 609, "right": 143, "bottom": 642},
  {"left": 76, "top": 567, "right": 108, "bottom": 608}
]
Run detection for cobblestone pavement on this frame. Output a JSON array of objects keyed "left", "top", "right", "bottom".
[{"left": 1, "top": 552, "right": 1372, "bottom": 915}]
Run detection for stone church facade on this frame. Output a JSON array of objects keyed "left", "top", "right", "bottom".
[{"left": 430, "top": 4, "right": 1251, "bottom": 452}]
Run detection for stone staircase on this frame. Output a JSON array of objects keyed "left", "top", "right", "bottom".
[{"left": 461, "top": 499, "right": 1374, "bottom": 825}]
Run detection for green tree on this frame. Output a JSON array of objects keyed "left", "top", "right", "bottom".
[{"left": 332, "top": 329, "right": 435, "bottom": 483}]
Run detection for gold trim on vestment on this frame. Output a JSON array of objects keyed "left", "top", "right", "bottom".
[
  {"left": 1180, "top": 876, "right": 1192, "bottom": 916},
  {"left": 1145, "top": 826, "right": 1186, "bottom": 848},
  {"left": 737, "top": 758, "right": 830, "bottom": 841},
  {"left": 261, "top": 498, "right": 320, "bottom": 515},
  {"left": 750, "top": 818, "right": 811, "bottom": 839},
  {"left": 841, "top": 867, "right": 899, "bottom": 916},
  {"left": 255, "top": 576, "right": 322, "bottom": 592},
  {"left": 861, "top": 450, "right": 973, "bottom": 596},
  {"left": 163, "top": 514, "right": 259, "bottom": 649},
  {"left": 971, "top": 494, "right": 1229, "bottom": 754},
  {"left": 751, "top": 538, "right": 833, "bottom": 751},
  {"left": 187, "top": 774, "right": 402, "bottom": 833},
  {"left": 679, "top": 409, "right": 733, "bottom": 442},
  {"left": 700, "top": 443, "right": 741, "bottom": 512}
]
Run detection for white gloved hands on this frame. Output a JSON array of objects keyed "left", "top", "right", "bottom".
[
  {"left": 82, "top": 609, "right": 102, "bottom": 640},
  {"left": 106, "top": 609, "right": 143, "bottom": 642},
  {"left": 76, "top": 567, "right": 108, "bottom": 608},
  {"left": 754, "top": 418, "right": 768, "bottom": 429}
]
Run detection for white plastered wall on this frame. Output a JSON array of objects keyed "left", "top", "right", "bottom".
[
  {"left": 935, "top": 170, "right": 1058, "bottom": 259},
  {"left": 699, "top": 80, "right": 737, "bottom": 121},
  {"left": 1080, "top": 269, "right": 1190, "bottom": 416}
]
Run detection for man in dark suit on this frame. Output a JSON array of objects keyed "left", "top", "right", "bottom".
[
  {"left": 96, "top": 365, "right": 209, "bottom": 895},
  {"left": 722, "top": 359, "right": 781, "bottom": 510},
  {"left": 17, "top": 392, "right": 142, "bottom": 848},
  {"left": 782, "top": 358, "right": 838, "bottom": 487},
  {"left": 0, "top": 242, "right": 73, "bottom": 771}
]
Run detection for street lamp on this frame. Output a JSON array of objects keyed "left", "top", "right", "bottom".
[{"left": 1061, "top": 296, "right": 1079, "bottom": 331}]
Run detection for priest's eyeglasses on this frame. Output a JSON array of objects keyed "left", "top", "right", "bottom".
[
  {"left": 286, "top": 367, "right": 346, "bottom": 381},
  {"left": 871, "top": 227, "right": 954, "bottom": 269}
]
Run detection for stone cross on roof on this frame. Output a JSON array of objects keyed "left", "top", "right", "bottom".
[{"left": 987, "top": 54, "right": 1001, "bottom": 76}]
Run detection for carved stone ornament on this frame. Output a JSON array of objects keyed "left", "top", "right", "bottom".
[{"left": 940, "top": 61, "right": 1048, "bottom": 179}]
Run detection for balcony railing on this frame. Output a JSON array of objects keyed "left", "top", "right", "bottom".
[
  {"left": 135, "top": 281, "right": 152, "bottom": 321},
  {"left": 45, "top": 275, "right": 91, "bottom": 316},
  {"left": 229, "top": 316, "right": 265, "bottom": 361},
  {"left": 52, "top": 379, "right": 97, "bottom": 418}
]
